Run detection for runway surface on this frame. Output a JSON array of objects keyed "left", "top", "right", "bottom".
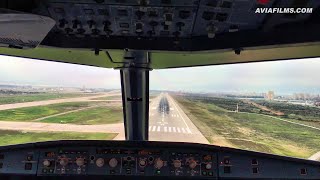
[{"left": 149, "top": 93, "right": 209, "bottom": 144}]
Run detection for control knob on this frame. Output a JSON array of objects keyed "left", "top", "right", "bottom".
[
  {"left": 173, "top": 160, "right": 182, "bottom": 168},
  {"left": 43, "top": 159, "right": 51, "bottom": 167},
  {"left": 59, "top": 158, "right": 68, "bottom": 166},
  {"left": 154, "top": 158, "right": 164, "bottom": 169},
  {"left": 139, "top": 159, "right": 147, "bottom": 167},
  {"left": 109, "top": 158, "right": 118, "bottom": 168},
  {"left": 76, "top": 157, "right": 85, "bottom": 166},
  {"left": 189, "top": 160, "right": 197, "bottom": 169},
  {"left": 96, "top": 158, "right": 104, "bottom": 167},
  {"left": 205, "top": 163, "right": 212, "bottom": 170}
]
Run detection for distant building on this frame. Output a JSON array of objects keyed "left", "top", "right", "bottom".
[{"left": 265, "top": 91, "right": 275, "bottom": 100}]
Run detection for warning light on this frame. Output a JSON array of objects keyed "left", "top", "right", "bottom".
[{"left": 257, "top": 0, "right": 270, "bottom": 5}]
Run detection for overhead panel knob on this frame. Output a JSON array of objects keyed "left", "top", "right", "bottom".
[
  {"left": 109, "top": 158, "right": 118, "bottom": 168},
  {"left": 76, "top": 157, "right": 85, "bottom": 166},
  {"left": 59, "top": 158, "right": 68, "bottom": 166},
  {"left": 173, "top": 160, "right": 182, "bottom": 168},
  {"left": 154, "top": 158, "right": 164, "bottom": 169},
  {"left": 43, "top": 160, "right": 51, "bottom": 167},
  {"left": 96, "top": 158, "right": 105, "bottom": 167},
  {"left": 189, "top": 160, "right": 197, "bottom": 169}
]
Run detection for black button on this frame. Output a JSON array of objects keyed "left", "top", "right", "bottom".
[
  {"left": 110, "top": 170, "right": 115, "bottom": 174},
  {"left": 300, "top": 168, "right": 307, "bottom": 175},
  {"left": 0, "top": 162, "right": 3, "bottom": 169},
  {"left": 224, "top": 166, "right": 231, "bottom": 174},
  {"left": 25, "top": 163, "right": 32, "bottom": 170},
  {"left": 251, "top": 159, "right": 258, "bottom": 165},
  {"left": 252, "top": 167, "right": 259, "bottom": 174}
]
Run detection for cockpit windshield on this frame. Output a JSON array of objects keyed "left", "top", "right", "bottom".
[{"left": 0, "top": 55, "right": 319, "bottom": 161}]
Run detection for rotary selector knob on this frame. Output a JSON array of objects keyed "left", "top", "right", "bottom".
[
  {"left": 205, "top": 163, "right": 212, "bottom": 170},
  {"left": 76, "top": 157, "right": 85, "bottom": 166},
  {"left": 154, "top": 158, "right": 164, "bottom": 169},
  {"left": 189, "top": 160, "right": 197, "bottom": 169},
  {"left": 139, "top": 159, "right": 147, "bottom": 167},
  {"left": 59, "top": 158, "right": 69, "bottom": 166},
  {"left": 109, "top": 158, "right": 118, "bottom": 168},
  {"left": 43, "top": 159, "right": 51, "bottom": 167},
  {"left": 173, "top": 160, "right": 182, "bottom": 168},
  {"left": 96, "top": 158, "right": 105, "bottom": 167}
]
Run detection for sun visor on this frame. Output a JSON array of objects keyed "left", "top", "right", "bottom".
[{"left": 0, "top": 9, "right": 55, "bottom": 49}]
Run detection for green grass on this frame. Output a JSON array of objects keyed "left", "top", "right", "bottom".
[
  {"left": 0, "top": 102, "right": 93, "bottom": 121},
  {"left": 0, "top": 130, "right": 117, "bottom": 146},
  {"left": 0, "top": 93, "right": 94, "bottom": 105},
  {"left": 175, "top": 96, "right": 320, "bottom": 159},
  {"left": 41, "top": 106, "right": 123, "bottom": 125}
]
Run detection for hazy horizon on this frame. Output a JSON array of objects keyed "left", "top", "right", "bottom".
[{"left": 0, "top": 55, "right": 319, "bottom": 95}]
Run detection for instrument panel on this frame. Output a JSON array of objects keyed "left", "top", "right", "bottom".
[{"left": 0, "top": 140, "right": 319, "bottom": 179}]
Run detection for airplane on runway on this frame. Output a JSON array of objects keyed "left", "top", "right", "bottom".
[{"left": 0, "top": 0, "right": 320, "bottom": 180}]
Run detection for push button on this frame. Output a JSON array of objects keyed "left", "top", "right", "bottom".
[{"left": 25, "top": 163, "right": 32, "bottom": 170}]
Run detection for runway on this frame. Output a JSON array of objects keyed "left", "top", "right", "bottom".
[{"left": 149, "top": 93, "right": 209, "bottom": 144}]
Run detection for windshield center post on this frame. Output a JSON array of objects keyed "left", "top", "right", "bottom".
[{"left": 118, "top": 50, "right": 151, "bottom": 141}]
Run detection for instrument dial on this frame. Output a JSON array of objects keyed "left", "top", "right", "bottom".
[{"left": 96, "top": 158, "right": 105, "bottom": 167}]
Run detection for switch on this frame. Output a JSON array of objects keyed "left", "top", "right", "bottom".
[
  {"left": 136, "top": 22, "right": 144, "bottom": 33},
  {"left": 87, "top": 20, "right": 96, "bottom": 29},
  {"left": 224, "top": 166, "right": 231, "bottom": 174},
  {"left": 164, "top": 13, "right": 173, "bottom": 25},
  {"left": 206, "top": 24, "right": 218, "bottom": 38},
  {"left": 176, "top": 22, "right": 185, "bottom": 31},
  {"left": 251, "top": 159, "right": 258, "bottom": 165},
  {"left": 300, "top": 168, "right": 307, "bottom": 175},
  {"left": 252, "top": 167, "right": 259, "bottom": 174},
  {"left": 72, "top": 20, "right": 80, "bottom": 29},
  {"left": 25, "top": 163, "right": 32, "bottom": 170}
]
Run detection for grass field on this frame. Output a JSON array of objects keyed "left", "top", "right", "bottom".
[
  {"left": 0, "top": 93, "right": 95, "bottom": 105},
  {"left": 41, "top": 106, "right": 123, "bottom": 124},
  {"left": 0, "top": 130, "right": 116, "bottom": 146},
  {"left": 0, "top": 102, "right": 93, "bottom": 121},
  {"left": 176, "top": 96, "right": 320, "bottom": 159}
]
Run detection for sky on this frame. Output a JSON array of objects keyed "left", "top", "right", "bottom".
[{"left": 0, "top": 55, "right": 319, "bottom": 94}]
